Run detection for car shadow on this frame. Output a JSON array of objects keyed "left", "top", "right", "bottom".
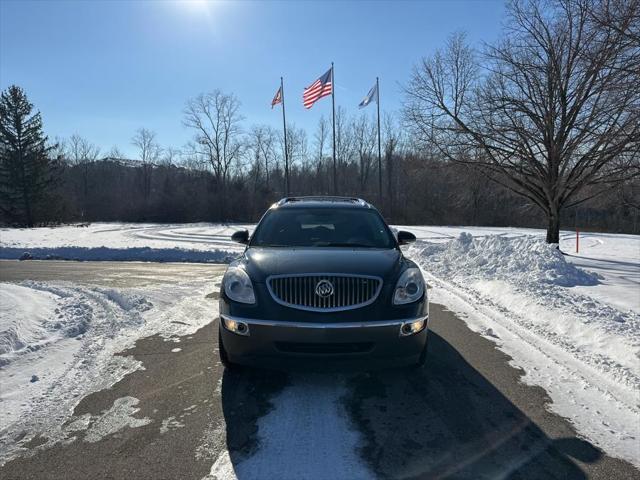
[
  {"left": 219, "top": 332, "right": 601, "bottom": 479},
  {"left": 341, "top": 332, "right": 601, "bottom": 479}
]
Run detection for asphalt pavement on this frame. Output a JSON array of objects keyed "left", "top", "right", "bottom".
[{"left": 0, "top": 260, "right": 637, "bottom": 479}]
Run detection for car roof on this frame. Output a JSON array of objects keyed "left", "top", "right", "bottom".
[{"left": 273, "top": 196, "right": 374, "bottom": 210}]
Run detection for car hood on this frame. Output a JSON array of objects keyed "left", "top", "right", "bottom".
[{"left": 241, "top": 247, "right": 404, "bottom": 283}]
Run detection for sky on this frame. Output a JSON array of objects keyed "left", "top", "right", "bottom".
[{"left": 0, "top": 0, "right": 505, "bottom": 158}]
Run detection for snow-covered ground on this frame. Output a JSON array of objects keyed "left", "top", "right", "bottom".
[
  {"left": 0, "top": 273, "right": 223, "bottom": 465},
  {"left": 0, "top": 223, "right": 248, "bottom": 263},
  {"left": 407, "top": 234, "right": 639, "bottom": 466},
  {"left": 1, "top": 222, "right": 638, "bottom": 467},
  {"left": 2, "top": 222, "right": 637, "bottom": 313},
  {"left": 397, "top": 226, "right": 639, "bottom": 466}
]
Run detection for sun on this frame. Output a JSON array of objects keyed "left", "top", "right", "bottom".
[{"left": 181, "top": 0, "right": 210, "bottom": 12}]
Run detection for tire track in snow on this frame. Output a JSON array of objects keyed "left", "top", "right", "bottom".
[
  {"left": 0, "top": 273, "right": 221, "bottom": 466},
  {"left": 0, "top": 282, "right": 146, "bottom": 465}
]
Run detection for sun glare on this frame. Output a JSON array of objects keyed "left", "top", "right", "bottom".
[{"left": 182, "top": 0, "right": 210, "bottom": 11}]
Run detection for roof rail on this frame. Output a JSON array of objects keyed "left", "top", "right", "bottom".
[{"left": 276, "top": 196, "right": 370, "bottom": 207}]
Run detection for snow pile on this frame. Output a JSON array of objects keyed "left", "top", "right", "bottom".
[
  {"left": 396, "top": 226, "right": 639, "bottom": 313},
  {"left": 0, "top": 282, "right": 155, "bottom": 369},
  {"left": 419, "top": 232, "right": 600, "bottom": 287},
  {"left": 409, "top": 233, "right": 640, "bottom": 467},
  {"left": 413, "top": 234, "right": 638, "bottom": 345},
  {"left": 0, "top": 284, "right": 59, "bottom": 362}
]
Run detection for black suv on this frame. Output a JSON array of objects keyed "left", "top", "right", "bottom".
[{"left": 218, "top": 197, "right": 428, "bottom": 369}]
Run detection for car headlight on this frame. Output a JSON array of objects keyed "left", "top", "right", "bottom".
[
  {"left": 223, "top": 267, "right": 256, "bottom": 304},
  {"left": 400, "top": 318, "right": 427, "bottom": 336},
  {"left": 393, "top": 267, "right": 425, "bottom": 305}
]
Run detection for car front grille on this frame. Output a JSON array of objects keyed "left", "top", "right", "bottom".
[{"left": 267, "top": 274, "right": 383, "bottom": 312}]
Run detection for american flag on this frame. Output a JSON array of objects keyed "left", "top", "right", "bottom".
[
  {"left": 271, "top": 86, "right": 282, "bottom": 109},
  {"left": 303, "top": 67, "right": 333, "bottom": 109}
]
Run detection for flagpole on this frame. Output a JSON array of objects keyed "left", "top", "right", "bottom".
[
  {"left": 281, "top": 77, "right": 289, "bottom": 196},
  {"left": 331, "top": 62, "right": 337, "bottom": 195},
  {"left": 376, "top": 77, "right": 382, "bottom": 206}
]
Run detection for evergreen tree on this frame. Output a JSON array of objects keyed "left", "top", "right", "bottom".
[{"left": 0, "top": 85, "right": 58, "bottom": 226}]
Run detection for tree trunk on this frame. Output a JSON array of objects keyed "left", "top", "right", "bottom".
[
  {"left": 386, "top": 155, "right": 393, "bottom": 217},
  {"left": 19, "top": 152, "right": 34, "bottom": 227},
  {"left": 546, "top": 208, "right": 560, "bottom": 244},
  {"left": 23, "top": 189, "right": 33, "bottom": 227}
]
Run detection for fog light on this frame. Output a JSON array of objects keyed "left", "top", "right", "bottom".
[
  {"left": 399, "top": 318, "right": 426, "bottom": 337},
  {"left": 222, "top": 316, "right": 250, "bottom": 336}
]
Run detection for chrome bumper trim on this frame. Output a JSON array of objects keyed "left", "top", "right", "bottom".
[{"left": 219, "top": 314, "right": 428, "bottom": 330}]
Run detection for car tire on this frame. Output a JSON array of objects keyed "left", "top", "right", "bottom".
[{"left": 218, "top": 327, "right": 241, "bottom": 371}]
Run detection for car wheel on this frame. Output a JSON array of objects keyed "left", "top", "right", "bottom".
[{"left": 218, "top": 326, "right": 241, "bottom": 371}]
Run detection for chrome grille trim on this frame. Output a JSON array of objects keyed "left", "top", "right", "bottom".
[{"left": 266, "top": 273, "right": 383, "bottom": 312}]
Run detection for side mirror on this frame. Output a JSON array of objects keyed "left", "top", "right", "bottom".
[
  {"left": 231, "top": 229, "right": 249, "bottom": 245},
  {"left": 397, "top": 230, "right": 416, "bottom": 246}
]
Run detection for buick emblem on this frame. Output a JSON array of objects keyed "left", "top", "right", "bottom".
[{"left": 315, "top": 279, "right": 334, "bottom": 298}]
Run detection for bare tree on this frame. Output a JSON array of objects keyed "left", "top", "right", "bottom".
[
  {"left": 281, "top": 124, "right": 308, "bottom": 193},
  {"left": 50, "top": 136, "right": 67, "bottom": 161},
  {"left": 132, "top": 128, "right": 161, "bottom": 164},
  {"left": 352, "top": 114, "right": 376, "bottom": 191},
  {"left": 161, "top": 146, "right": 182, "bottom": 166},
  {"left": 67, "top": 134, "right": 100, "bottom": 166},
  {"left": 334, "top": 106, "right": 354, "bottom": 193},
  {"left": 314, "top": 116, "right": 328, "bottom": 164},
  {"left": 335, "top": 107, "right": 353, "bottom": 166},
  {"left": 312, "top": 116, "right": 329, "bottom": 193},
  {"left": 383, "top": 113, "right": 402, "bottom": 214},
  {"left": 262, "top": 127, "right": 278, "bottom": 189},
  {"left": 66, "top": 134, "right": 100, "bottom": 216},
  {"left": 587, "top": 0, "right": 640, "bottom": 49},
  {"left": 131, "top": 128, "right": 161, "bottom": 200},
  {"left": 619, "top": 180, "right": 640, "bottom": 212},
  {"left": 183, "top": 90, "right": 244, "bottom": 188},
  {"left": 248, "top": 125, "right": 277, "bottom": 190},
  {"left": 248, "top": 126, "right": 264, "bottom": 190},
  {"left": 405, "top": 0, "right": 640, "bottom": 243},
  {"left": 106, "top": 145, "right": 124, "bottom": 159}
]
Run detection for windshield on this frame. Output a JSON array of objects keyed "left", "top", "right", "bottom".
[{"left": 250, "top": 207, "right": 396, "bottom": 248}]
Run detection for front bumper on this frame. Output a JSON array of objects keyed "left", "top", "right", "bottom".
[{"left": 219, "top": 313, "right": 429, "bottom": 370}]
